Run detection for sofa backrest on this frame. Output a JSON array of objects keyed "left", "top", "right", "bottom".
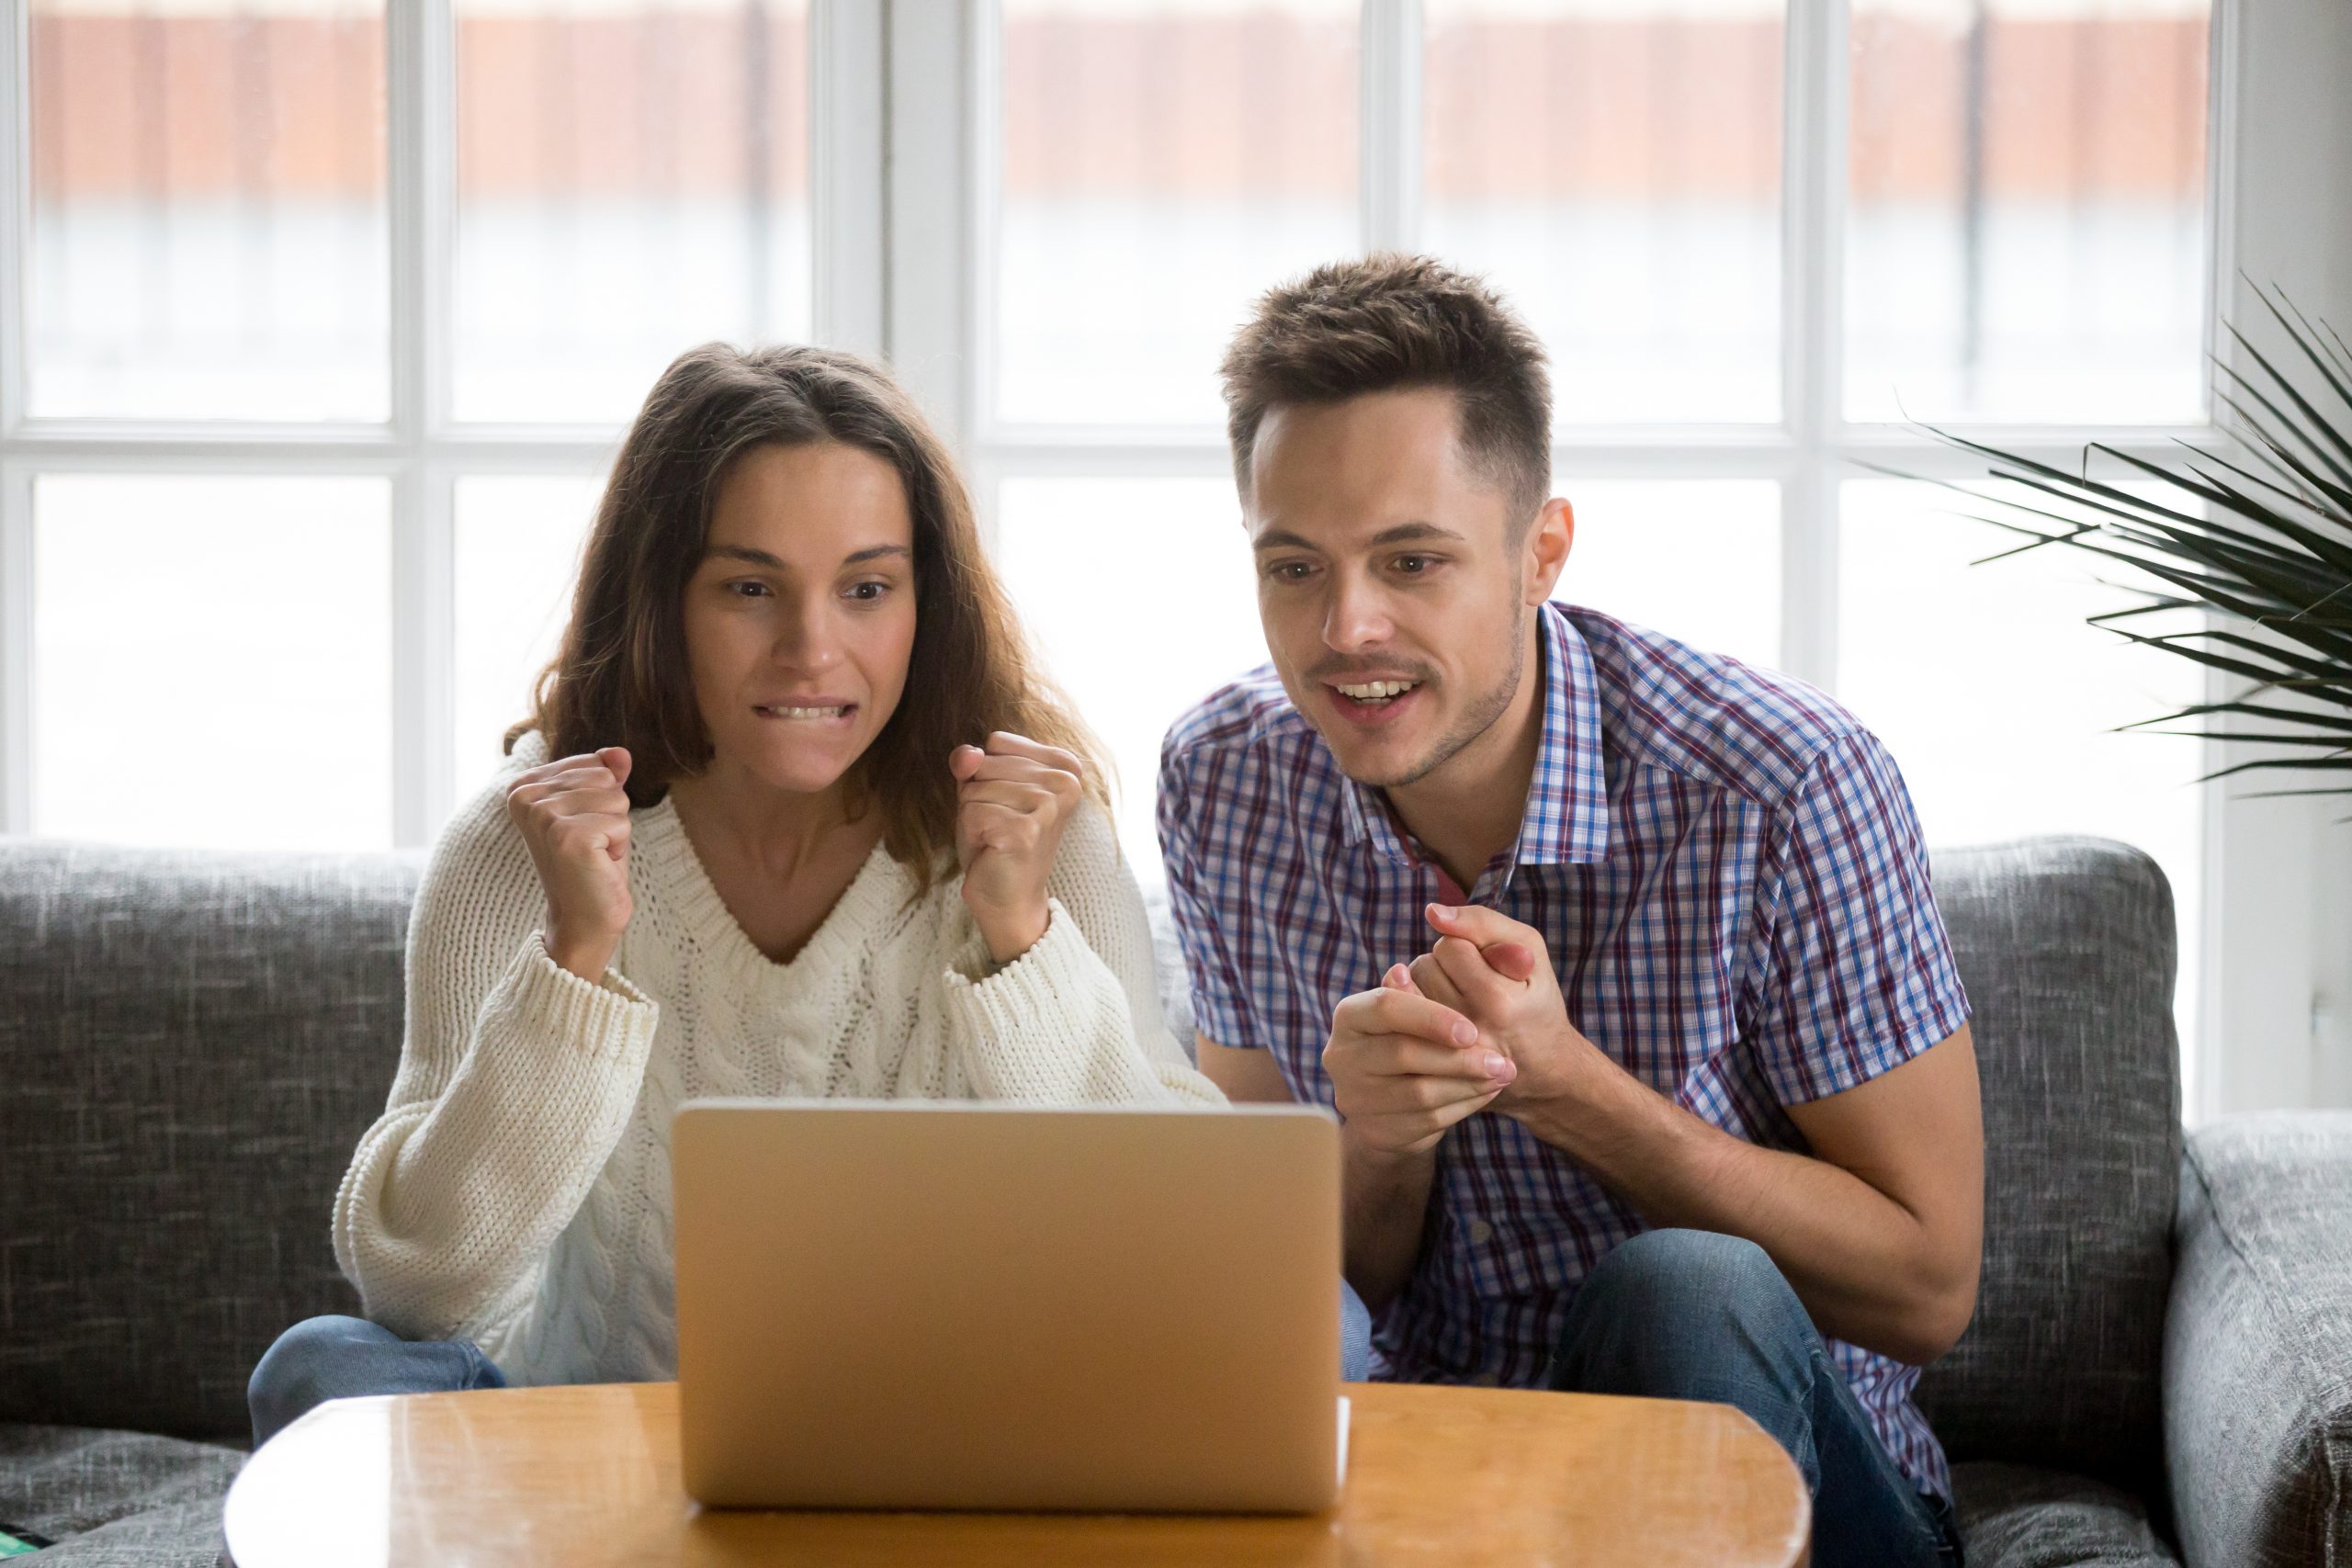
[
  {"left": 0, "top": 840, "right": 420, "bottom": 1441},
  {"left": 1911, "top": 836, "right": 2182, "bottom": 1501},
  {"left": 2, "top": 832, "right": 2182, "bottom": 1476}
]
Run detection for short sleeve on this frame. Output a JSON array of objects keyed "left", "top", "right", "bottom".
[
  {"left": 1746, "top": 728, "right": 1972, "bottom": 1104},
  {"left": 1155, "top": 735, "right": 1260, "bottom": 1052}
]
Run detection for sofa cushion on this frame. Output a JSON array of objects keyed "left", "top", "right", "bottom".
[
  {"left": 1141, "top": 885, "right": 1197, "bottom": 1055},
  {"left": 0, "top": 840, "right": 422, "bottom": 1440},
  {"left": 1953, "top": 1461, "right": 2182, "bottom": 1567},
  {"left": 2165, "top": 1111, "right": 2352, "bottom": 1568},
  {"left": 0, "top": 1423, "right": 241, "bottom": 1566},
  {"left": 1915, "top": 838, "right": 2182, "bottom": 1503}
]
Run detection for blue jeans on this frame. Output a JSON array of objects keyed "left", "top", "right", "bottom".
[
  {"left": 1341, "top": 1278, "right": 1374, "bottom": 1382},
  {"left": 247, "top": 1314, "right": 507, "bottom": 1448},
  {"left": 1549, "top": 1229, "right": 1964, "bottom": 1568}
]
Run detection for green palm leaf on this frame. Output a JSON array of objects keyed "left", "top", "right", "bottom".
[{"left": 1910, "top": 286, "right": 2352, "bottom": 803}]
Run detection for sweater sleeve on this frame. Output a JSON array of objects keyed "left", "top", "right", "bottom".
[
  {"left": 937, "top": 803, "right": 1226, "bottom": 1107},
  {"left": 331, "top": 761, "right": 661, "bottom": 1345}
]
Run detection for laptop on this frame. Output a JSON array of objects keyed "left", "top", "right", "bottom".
[{"left": 672, "top": 1100, "right": 1349, "bottom": 1514}]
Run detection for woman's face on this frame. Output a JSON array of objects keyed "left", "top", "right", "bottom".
[{"left": 682, "top": 440, "right": 919, "bottom": 800}]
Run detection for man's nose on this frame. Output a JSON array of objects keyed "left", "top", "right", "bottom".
[{"left": 1323, "top": 575, "right": 1393, "bottom": 653}]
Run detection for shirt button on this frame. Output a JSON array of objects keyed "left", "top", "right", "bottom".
[{"left": 1466, "top": 1219, "right": 1494, "bottom": 1245}]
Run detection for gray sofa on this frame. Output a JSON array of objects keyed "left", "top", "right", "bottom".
[{"left": 1, "top": 833, "right": 2346, "bottom": 1566}]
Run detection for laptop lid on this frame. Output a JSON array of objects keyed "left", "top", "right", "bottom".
[{"left": 673, "top": 1100, "right": 1342, "bottom": 1514}]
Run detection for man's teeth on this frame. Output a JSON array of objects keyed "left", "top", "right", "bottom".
[
  {"left": 761, "top": 705, "right": 849, "bottom": 719},
  {"left": 1336, "top": 680, "right": 1419, "bottom": 701}
]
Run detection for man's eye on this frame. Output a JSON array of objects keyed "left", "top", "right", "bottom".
[
  {"left": 1265, "top": 560, "right": 1313, "bottom": 582},
  {"left": 1394, "top": 555, "right": 1432, "bottom": 574}
]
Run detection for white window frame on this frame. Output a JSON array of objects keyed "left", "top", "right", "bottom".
[
  {"left": 4, "top": 0, "right": 2347, "bottom": 1115},
  {"left": 0, "top": 0, "right": 884, "bottom": 843}
]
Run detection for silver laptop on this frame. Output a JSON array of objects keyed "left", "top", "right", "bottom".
[{"left": 673, "top": 1100, "right": 1348, "bottom": 1514}]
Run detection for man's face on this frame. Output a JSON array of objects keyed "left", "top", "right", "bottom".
[{"left": 1245, "top": 387, "right": 1556, "bottom": 790}]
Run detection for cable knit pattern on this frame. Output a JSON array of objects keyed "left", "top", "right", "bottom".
[{"left": 332, "top": 730, "right": 1221, "bottom": 1387}]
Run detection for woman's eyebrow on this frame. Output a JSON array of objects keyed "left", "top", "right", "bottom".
[
  {"left": 702, "top": 543, "right": 910, "bottom": 569},
  {"left": 706, "top": 545, "right": 786, "bottom": 569}
]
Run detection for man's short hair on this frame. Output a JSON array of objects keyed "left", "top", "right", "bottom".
[{"left": 1218, "top": 254, "right": 1553, "bottom": 527}]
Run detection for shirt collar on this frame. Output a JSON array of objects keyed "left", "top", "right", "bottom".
[{"left": 1339, "top": 603, "right": 1611, "bottom": 871}]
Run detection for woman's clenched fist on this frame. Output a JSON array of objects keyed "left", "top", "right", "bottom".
[
  {"left": 506, "top": 746, "right": 635, "bottom": 980},
  {"left": 949, "top": 732, "right": 1083, "bottom": 965}
]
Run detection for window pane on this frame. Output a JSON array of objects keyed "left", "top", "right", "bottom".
[
  {"left": 1846, "top": 0, "right": 2210, "bottom": 423},
  {"left": 996, "top": 477, "right": 1270, "bottom": 874},
  {"left": 1556, "top": 481, "right": 1781, "bottom": 671},
  {"left": 27, "top": 0, "right": 390, "bottom": 420},
  {"left": 453, "top": 0, "right": 813, "bottom": 423},
  {"left": 995, "top": 1, "right": 1358, "bottom": 428},
  {"left": 32, "top": 476, "right": 393, "bottom": 849},
  {"left": 452, "top": 475, "right": 603, "bottom": 808},
  {"left": 1838, "top": 479, "right": 2203, "bottom": 1055},
  {"left": 1424, "top": 0, "right": 1783, "bottom": 424}
]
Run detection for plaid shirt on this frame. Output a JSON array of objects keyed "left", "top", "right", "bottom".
[{"left": 1157, "top": 602, "right": 1972, "bottom": 1501}]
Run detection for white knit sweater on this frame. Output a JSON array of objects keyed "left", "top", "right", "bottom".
[{"left": 333, "top": 730, "right": 1222, "bottom": 1385}]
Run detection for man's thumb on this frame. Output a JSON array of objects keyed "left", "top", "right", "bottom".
[{"left": 1484, "top": 942, "right": 1538, "bottom": 983}]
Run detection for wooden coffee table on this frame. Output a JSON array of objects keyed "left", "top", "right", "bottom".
[{"left": 222, "top": 1381, "right": 1809, "bottom": 1566}]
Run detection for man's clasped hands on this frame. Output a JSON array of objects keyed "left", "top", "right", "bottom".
[{"left": 1322, "top": 903, "right": 1620, "bottom": 1160}]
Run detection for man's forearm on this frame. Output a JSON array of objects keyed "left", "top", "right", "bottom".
[
  {"left": 1506, "top": 1070, "right": 1972, "bottom": 1365},
  {"left": 1340, "top": 1137, "right": 1437, "bottom": 1312}
]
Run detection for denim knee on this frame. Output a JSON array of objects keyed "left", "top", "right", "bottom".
[
  {"left": 1553, "top": 1229, "right": 1815, "bottom": 1402},
  {"left": 248, "top": 1314, "right": 387, "bottom": 1446},
  {"left": 1579, "top": 1228, "right": 1794, "bottom": 1321}
]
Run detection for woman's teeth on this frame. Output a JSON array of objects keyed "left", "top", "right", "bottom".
[
  {"left": 1336, "top": 680, "right": 1418, "bottom": 704},
  {"left": 759, "top": 705, "right": 850, "bottom": 719}
]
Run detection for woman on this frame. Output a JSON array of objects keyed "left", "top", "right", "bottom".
[{"left": 246, "top": 344, "right": 1241, "bottom": 1446}]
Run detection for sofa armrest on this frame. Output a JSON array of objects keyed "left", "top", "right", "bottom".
[{"left": 2165, "top": 1111, "right": 2352, "bottom": 1568}]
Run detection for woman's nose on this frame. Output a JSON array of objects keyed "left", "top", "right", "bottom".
[{"left": 771, "top": 604, "right": 842, "bottom": 671}]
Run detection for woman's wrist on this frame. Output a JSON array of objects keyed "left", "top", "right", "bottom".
[
  {"left": 542, "top": 919, "right": 622, "bottom": 983},
  {"left": 973, "top": 901, "right": 1050, "bottom": 967}
]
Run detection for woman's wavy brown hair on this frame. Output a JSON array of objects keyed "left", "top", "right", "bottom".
[{"left": 507, "top": 342, "right": 1108, "bottom": 894}]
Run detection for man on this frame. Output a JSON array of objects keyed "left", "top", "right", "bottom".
[{"left": 1158, "top": 254, "right": 1979, "bottom": 1568}]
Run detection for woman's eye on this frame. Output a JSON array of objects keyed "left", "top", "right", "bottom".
[
  {"left": 846, "top": 580, "right": 891, "bottom": 602},
  {"left": 727, "top": 580, "right": 771, "bottom": 598}
]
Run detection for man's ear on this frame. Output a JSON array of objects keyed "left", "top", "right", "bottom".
[{"left": 1523, "top": 497, "right": 1573, "bottom": 605}]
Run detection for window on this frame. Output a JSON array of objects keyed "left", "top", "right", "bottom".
[
  {"left": 949, "top": 0, "right": 2219, "bottom": 1071},
  {"left": 3, "top": 0, "right": 868, "bottom": 848},
  {"left": 0, "top": 0, "right": 2304, "bottom": 1103}
]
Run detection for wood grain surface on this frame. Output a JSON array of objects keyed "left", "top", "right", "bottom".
[{"left": 222, "top": 1380, "right": 1809, "bottom": 1567}]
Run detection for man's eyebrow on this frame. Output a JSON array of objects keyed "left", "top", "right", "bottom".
[
  {"left": 1368, "top": 521, "right": 1466, "bottom": 547},
  {"left": 1250, "top": 521, "right": 1466, "bottom": 553},
  {"left": 704, "top": 543, "right": 911, "bottom": 569}
]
